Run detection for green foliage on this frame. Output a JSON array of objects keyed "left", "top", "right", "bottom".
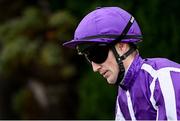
[
  {"left": 0, "top": 37, "right": 36, "bottom": 76},
  {"left": 49, "top": 11, "right": 77, "bottom": 41},
  {"left": 77, "top": 69, "right": 116, "bottom": 119},
  {"left": 39, "top": 43, "right": 61, "bottom": 66},
  {"left": 132, "top": 0, "right": 180, "bottom": 62},
  {"left": 12, "top": 87, "right": 32, "bottom": 117},
  {"left": 0, "top": 8, "right": 45, "bottom": 44},
  {"left": 0, "top": 7, "right": 77, "bottom": 78},
  {"left": 0, "top": 6, "right": 78, "bottom": 119}
]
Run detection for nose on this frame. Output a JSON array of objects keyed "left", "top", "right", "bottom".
[{"left": 91, "top": 62, "right": 101, "bottom": 72}]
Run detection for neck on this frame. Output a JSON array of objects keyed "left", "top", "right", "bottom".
[{"left": 123, "top": 50, "right": 138, "bottom": 71}]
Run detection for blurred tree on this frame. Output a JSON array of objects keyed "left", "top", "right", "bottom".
[
  {"left": 0, "top": 6, "right": 78, "bottom": 119},
  {"left": 130, "top": 0, "right": 180, "bottom": 62},
  {"left": 0, "top": 0, "right": 41, "bottom": 22}
]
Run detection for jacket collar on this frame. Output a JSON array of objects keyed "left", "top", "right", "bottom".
[{"left": 120, "top": 54, "right": 143, "bottom": 90}]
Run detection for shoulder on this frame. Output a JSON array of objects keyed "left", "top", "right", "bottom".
[
  {"left": 138, "top": 57, "right": 180, "bottom": 81},
  {"left": 142, "top": 57, "right": 180, "bottom": 70}
]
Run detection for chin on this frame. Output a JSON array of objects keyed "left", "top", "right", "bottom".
[
  {"left": 106, "top": 75, "right": 118, "bottom": 84},
  {"left": 107, "top": 78, "right": 116, "bottom": 84}
]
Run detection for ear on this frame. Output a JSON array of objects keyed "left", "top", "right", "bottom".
[{"left": 116, "top": 42, "right": 125, "bottom": 51}]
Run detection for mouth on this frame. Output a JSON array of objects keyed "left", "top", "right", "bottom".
[{"left": 100, "top": 71, "right": 108, "bottom": 78}]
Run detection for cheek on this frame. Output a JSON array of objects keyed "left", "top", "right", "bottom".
[
  {"left": 105, "top": 59, "right": 119, "bottom": 83},
  {"left": 110, "top": 61, "right": 119, "bottom": 74},
  {"left": 105, "top": 55, "right": 119, "bottom": 74}
]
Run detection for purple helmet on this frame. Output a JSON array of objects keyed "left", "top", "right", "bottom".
[{"left": 63, "top": 7, "right": 142, "bottom": 48}]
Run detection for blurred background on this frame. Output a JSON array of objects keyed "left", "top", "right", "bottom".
[{"left": 0, "top": 0, "right": 179, "bottom": 120}]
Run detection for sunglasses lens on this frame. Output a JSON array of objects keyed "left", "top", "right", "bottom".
[{"left": 85, "top": 45, "right": 109, "bottom": 64}]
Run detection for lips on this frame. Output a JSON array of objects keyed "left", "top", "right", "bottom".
[{"left": 100, "top": 70, "right": 108, "bottom": 78}]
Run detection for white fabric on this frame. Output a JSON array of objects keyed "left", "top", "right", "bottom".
[
  {"left": 126, "top": 90, "right": 136, "bottom": 121},
  {"left": 141, "top": 64, "right": 180, "bottom": 120},
  {"left": 115, "top": 97, "right": 125, "bottom": 121}
]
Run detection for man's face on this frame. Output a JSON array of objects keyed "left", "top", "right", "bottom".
[
  {"left": 77, "top": 43, "right": 124, "bottom": 84},
  {"left": 91, "top": 50, "right": 119, "bottom": 84}
]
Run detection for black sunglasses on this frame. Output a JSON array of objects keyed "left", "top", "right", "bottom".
[{"left": 77, "top": 43, "right": 110, "bottom": 64}]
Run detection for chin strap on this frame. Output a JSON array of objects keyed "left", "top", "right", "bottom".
[
  {"left": 111, "top": 45, "right": 136, "bottom": 88},
  {"left": 109, "top": 16, "right": 136, "bottom": 88}
]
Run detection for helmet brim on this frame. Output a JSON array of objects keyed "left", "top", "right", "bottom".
[
  {"left": 63, "top": 38, "right": 142, "bottom": 48},
  {"left": 63, "top": 38, "right": 113, "bottom": 48}
]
